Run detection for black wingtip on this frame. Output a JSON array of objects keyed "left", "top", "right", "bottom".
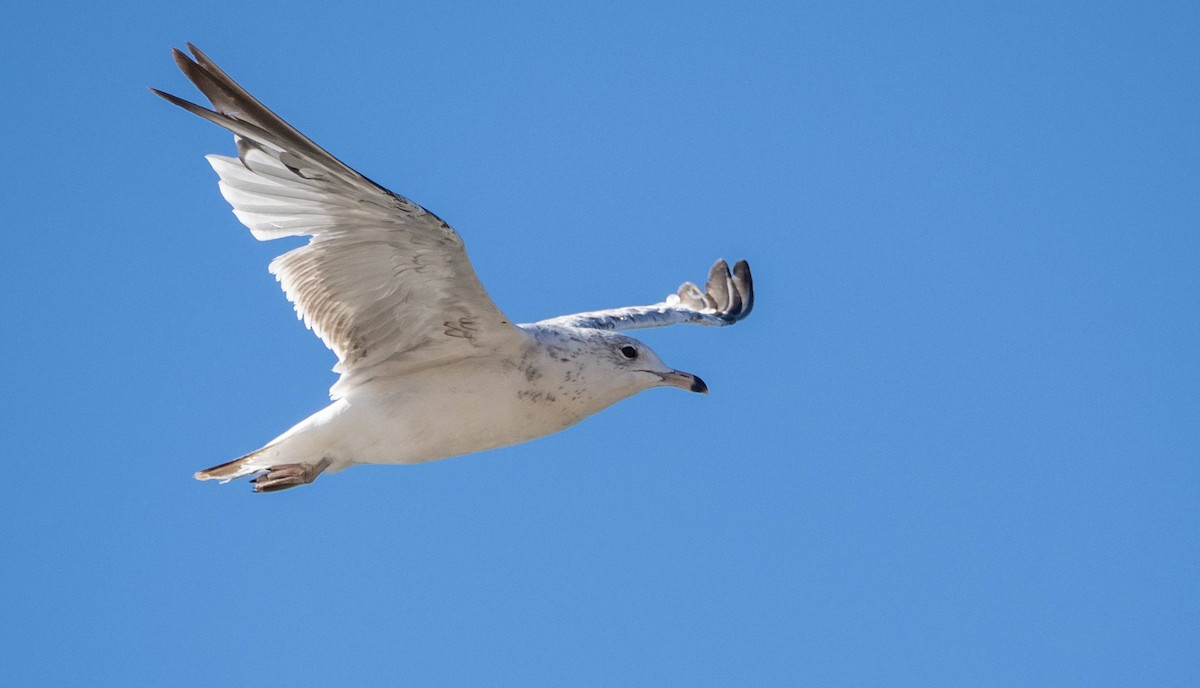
[
  {"left": 171, "top": 46, "right": 194, "bottom": 71},
  {"left": 670, "top": 258, "right": 754, "bottom": 323},
  {"left": 149, "top": 86, "right": 181, "bottom": 104},
  {"left": 149, "top": 86, "right": 201, "bottom": 112},
  {"left": 732, "top": 259, "right": 754, "bottom": 319}
]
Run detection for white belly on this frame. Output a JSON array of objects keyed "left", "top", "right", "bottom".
[{"left": 276, "top": 354, "right": 614, "bottom": 469}]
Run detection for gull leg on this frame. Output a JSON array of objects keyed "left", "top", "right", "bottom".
[{"left": 251, "top": 457, "right": 332, "bottom": 493}]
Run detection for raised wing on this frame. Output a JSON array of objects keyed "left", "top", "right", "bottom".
[
  {"left": 535, "top": 259, "right": 754, "bottom": 331},
  {"left": 154, "top": 44, "right": 524, "bottom": 398}
]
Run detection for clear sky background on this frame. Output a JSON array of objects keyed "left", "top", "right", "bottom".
[{"left": 1, "top": 1, "right": 1196, "bottom": 685}]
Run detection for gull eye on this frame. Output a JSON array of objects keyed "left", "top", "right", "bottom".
[{"left": 620, "top": 345, "right": 638, "bottom": 360}]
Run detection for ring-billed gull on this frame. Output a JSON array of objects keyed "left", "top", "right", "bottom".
[{"left": 153, "top": 44, "right": 754, "bottom": 492}]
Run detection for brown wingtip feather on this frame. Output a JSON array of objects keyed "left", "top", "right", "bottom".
[
  {"left": 149, "top": 87, "right": 197, "bottom": 110},
  {"left": 171, "top": 46, "right": 199, "bottom": 76}
]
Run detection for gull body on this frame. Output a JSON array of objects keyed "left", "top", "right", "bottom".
[
  {"left": 235, "top": 327, "right": 695, "bottom": 478},
  {"left": 155, "top": 45, "right": 753, "bottom": 491}
]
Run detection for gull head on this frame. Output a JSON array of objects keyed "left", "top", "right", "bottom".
[{"left": 558, "top": 328, "right": 708, "bottom": 398}]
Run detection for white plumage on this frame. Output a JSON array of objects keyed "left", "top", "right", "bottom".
[{"left": 155, "top": 44, "right": 754, "bottom": 491}]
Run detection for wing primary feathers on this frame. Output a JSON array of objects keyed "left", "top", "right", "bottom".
[
  {"left": 706, "top": 259, "right": 731, "bottom": 314},
  {"left": 731, "top": 260, "right": 754, "bottom": 320},
  {"left": 724, "top": 263, "right": 743, "bottom": 315},
  {"left": 158, "top": 46, "right": 385, "bottom": 197},
  {"left": 533, "top": 258, "right": 755, "bottom": 331},
  {"left": 178, "top": 45, "right": 354, "bottom": 180},
  {"left": 150, "top": 87, "right": 302, "bottom": 159}
]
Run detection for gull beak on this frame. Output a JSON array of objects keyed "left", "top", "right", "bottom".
[{"left": 651, "top": 370, "right": 708, "bottom": 394}]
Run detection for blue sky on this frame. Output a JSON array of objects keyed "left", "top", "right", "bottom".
[{"left": 1, "top": 1, "right": 1197, "bottom": 685}]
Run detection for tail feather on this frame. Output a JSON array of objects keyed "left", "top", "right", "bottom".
[{"left": 194, "top": 446, "right": 272, "bottom": 483}]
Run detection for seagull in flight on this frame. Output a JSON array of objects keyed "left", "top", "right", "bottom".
[{"left": 154, "top": 44, "right": 754, "bottom": 492}]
